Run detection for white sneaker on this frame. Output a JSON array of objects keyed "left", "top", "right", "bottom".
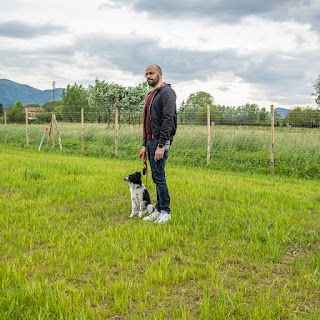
[
  {"left": 155, "top": 211, "right": 171, "bottom": 224},
  {"left": 143, "top": 209, "right": 161, "bottom": 221}
]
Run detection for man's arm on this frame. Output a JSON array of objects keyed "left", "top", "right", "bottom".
[{"left": 158, "top": 87, "right": 176, "bottom": 145}]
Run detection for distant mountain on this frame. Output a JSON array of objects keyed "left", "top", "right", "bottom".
[
  {"left": 275, "top": 107, "right": 290, "bottom": 118},
  {"left": 0, "top": 79, "right": 64, "bottom": 108}
]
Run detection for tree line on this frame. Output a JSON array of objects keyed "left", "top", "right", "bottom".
[{"left": 1, "top": 76, "right": 320, "bottom": 127}]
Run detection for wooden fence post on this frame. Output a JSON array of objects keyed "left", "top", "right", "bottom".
[
  {"left": 270, "top": 105, "right": 275, "bottom": 174},
  {"left": 4, "top": 110, "right": 7, "bottom": 143},
  {"left": 81, "top": 108, "right": 84, "bottom": 153},
  {"left": 115, "top": 107, "right": 119, "bottom": 159},
  {"left": 51, "top": 113, "right": 55, "bottom": 150},
  {"left": 25, "top": 108, "right": 29, "bottom": 146},
  {"left": 53, "top": 114, "right": 62, "bottom": 151},
  {"left": 207, "top": 104, "right": 211, "bottom": 165}
]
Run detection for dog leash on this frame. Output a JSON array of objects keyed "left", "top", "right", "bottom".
[
  {"left": 143, "top": 159, "right": 149, "bottom": 188},
  {"left": 140, "top": 152, "right": 149, "bottom": 188}
]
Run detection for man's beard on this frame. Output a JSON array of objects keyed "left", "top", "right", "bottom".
[{"left": 148, "top": 75, "right": 160, "bottom": 87}]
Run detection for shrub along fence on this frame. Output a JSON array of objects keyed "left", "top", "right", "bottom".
[{"left": 1, "top": 106, "right": 320, "bottom": 179}]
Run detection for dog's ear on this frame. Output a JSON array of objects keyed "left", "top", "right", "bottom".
[{"left": 135, "top": 171, "right": 142, "bottom": 178}]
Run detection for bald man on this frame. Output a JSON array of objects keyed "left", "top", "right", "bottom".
[{"left": 140, "top": 64, "right": 177, "bottom": 223}]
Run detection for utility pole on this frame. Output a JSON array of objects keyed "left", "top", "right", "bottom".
[{"left": 52, "top": 81, "right": 56, "bottom": 106}]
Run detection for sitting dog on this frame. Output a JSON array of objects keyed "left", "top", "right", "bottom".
[{"left": 124, "top": 171, "right": 154, "bottom": 218}]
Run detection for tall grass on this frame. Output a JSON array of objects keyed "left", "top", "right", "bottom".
[
  {"left": 0, "top": 123, "right": 319, "bottom": 178},
  {"left": 1, "top": 146, "right": 320, "bottom": 319}
]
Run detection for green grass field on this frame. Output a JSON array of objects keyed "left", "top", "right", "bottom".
[{"left": 1, "top": 146, "right": 320, "bottom": 319}]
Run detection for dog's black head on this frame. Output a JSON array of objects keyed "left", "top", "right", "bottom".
[{"left": 124, "top": 171, "right": 142, "bottom": 186}]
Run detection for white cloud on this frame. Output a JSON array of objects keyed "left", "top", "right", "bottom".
[{"left": 0, "top": 0, "right": 319, "bottom": 107}]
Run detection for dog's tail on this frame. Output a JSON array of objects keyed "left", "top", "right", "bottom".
[{"left": 146, "top": 204, "right": 154, "bottom": 214}]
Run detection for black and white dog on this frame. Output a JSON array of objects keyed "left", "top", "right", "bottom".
[{"left": 124, "top": 171, "right": 154, "bottom": 218}]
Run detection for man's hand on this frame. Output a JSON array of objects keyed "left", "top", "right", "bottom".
[
  {"left": 154, "top": 146, "right": 165, "bottom": 161},
  {"left": 140, "top": 146, "right": 147, "bottom": 160}
]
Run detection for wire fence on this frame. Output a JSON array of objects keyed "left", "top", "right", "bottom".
[{"left": 1, "top": 104, "right": 320, "bottom": 179}]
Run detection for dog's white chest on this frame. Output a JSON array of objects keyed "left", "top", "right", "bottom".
[{"left": 130, "top": 184, "right": 143, "bottom": 200}]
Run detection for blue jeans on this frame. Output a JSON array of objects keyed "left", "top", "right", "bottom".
[{"left": 146, "top": 140, "right": 170, "bottom": 214}]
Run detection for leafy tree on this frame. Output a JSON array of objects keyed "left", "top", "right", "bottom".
[
  {"left": 88, "top": 79, "right": 124, "bottom": 124},
  {"left": 217, "top": 104, "right": 273, "bottom": 126},
  {"left": 236, "top": 103, "right": 260, "bottom": 125},
  {"left": 123, "top": 82, "right": 149, "bottom": 113},
  {"left": 88, "top": 79, "right": 148, "bottom": 124},
  {"left": 287, "top": 106, "right": 320, "bottom": 127},
  {"left": 7, "top": 101, "right": 25, "bottom": 123},
  {"left": 42, "top": 100, "right": 62, "bottom": 112},
  {"left": 104, "top": 83, "right": 127, "bottom": 112},
  {"left": 195, "top": 106, "right": 220, "bottom": 125},
  {"left": 33, "top": 112, "right": 52, "bottom": 124},
  {"left": 121, "top": 82, "right": 149, "bottom": 125},
  {"left": 259, "top": 107, "right": 269, "bottom": 125},
  {"left": 179, "top": 91, "right": 218, "bottom": 125},
  {"left": 217, "top": 105, "right": 238, "bottom": 125},
  {"left": 185, "top": 91, "right": 213, "bottom": 110},
  {"left": 0, "top": 102, "right": 3, "bottom": 115},
  {"left": 61, "top": 84, "right": 89, "bottom": 122},
  {"left": 178, "top": 100, "right": 187, "bottom": 124},
  {"left": 88, "top": 79, "right": 105, "bottom": 122}
]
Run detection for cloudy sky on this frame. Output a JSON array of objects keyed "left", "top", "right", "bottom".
[{"left": 0, "top": 0, "right": 319, "bottom": 108}]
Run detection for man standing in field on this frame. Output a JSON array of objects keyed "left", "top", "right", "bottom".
[{"left": 140, "top": 64, "right": 177, "bottom": 223}]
